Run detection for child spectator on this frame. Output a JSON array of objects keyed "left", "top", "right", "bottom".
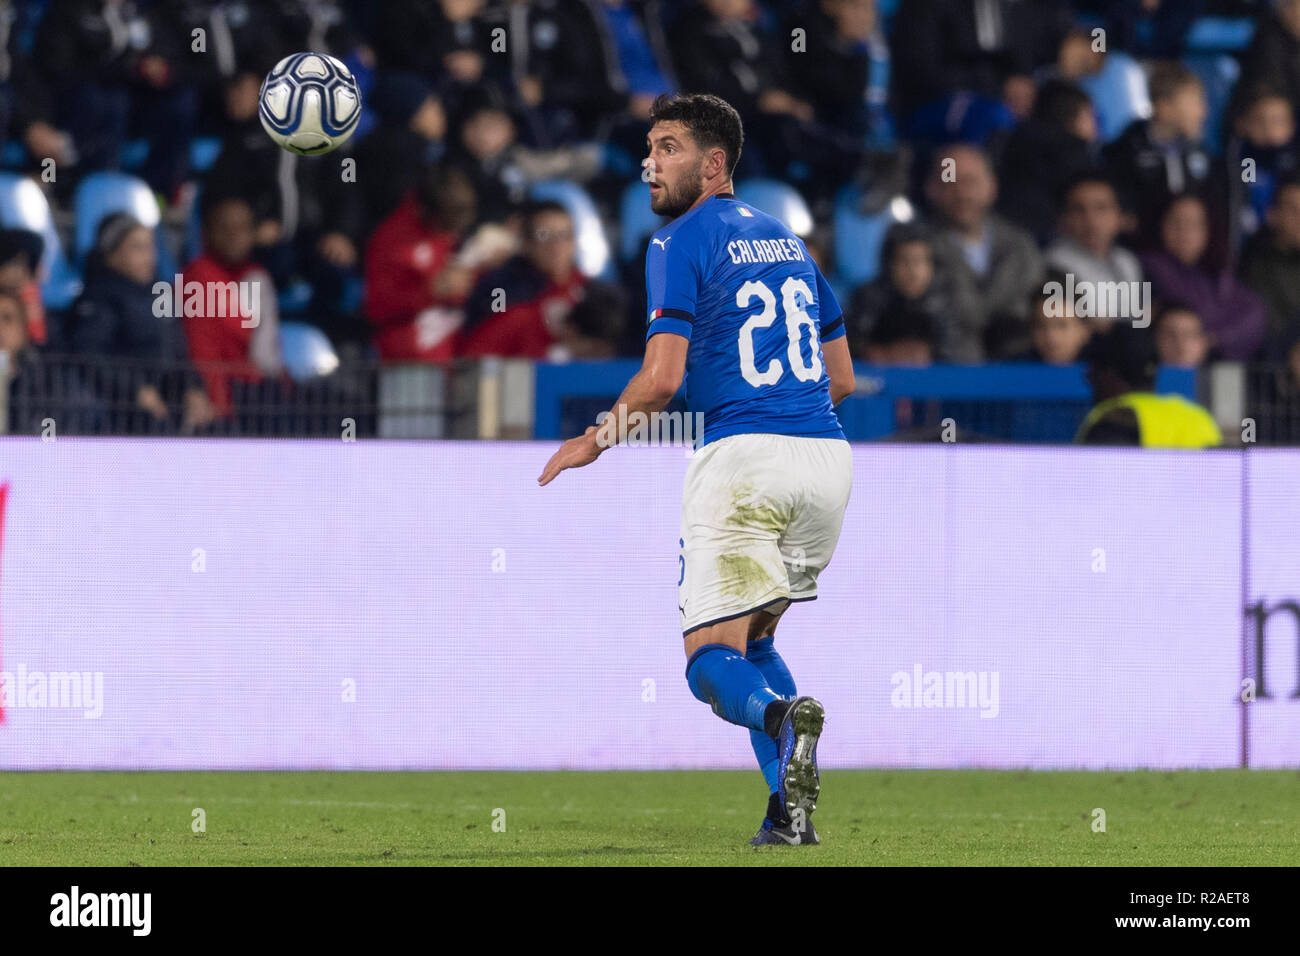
[
  {"left": 1006, "top": 278, "right": 1092, "bottom": 365},
  {"left": 1103, "top": 62, "right": 1215, "bottom": 245},
  {"left": 0, "top": 229, "right": 47, "bottom": 346},
  {"left": 1140, "top": 192, "right": 1267, "bottom": 360},
  {"left": 1045, "top": 175, "right": 1143, "bottom": 322},
  {"left": 69, "top": 213, "right": 214, "bottom": 433},
  {"left": 460, "top": 201, "right": 615, "bottom": 360},
  {"left": 846, "top": 222, "right": 959, "bottom": 359},
  {"left": 1225, "top": 83, "right": 1299, "bottom": 251},
  {"left": 363, "top": 163, "right": 515, "bottom": 361},
  {"left": 1240, "top": 176, "right": 1300, "bottom": 349},
  {"left": 997, "top": 80, "right": 1101, "bottom": 244},
  {"left": 1153, "top": 304, "right": 1212, "bottom": 369},
  {"left": 181, "top": 195, "right": 284, "bottom": 422}
]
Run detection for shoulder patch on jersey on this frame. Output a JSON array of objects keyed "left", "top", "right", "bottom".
[{"left": 738, "top": 207, "right": 753, "bottom": 217}]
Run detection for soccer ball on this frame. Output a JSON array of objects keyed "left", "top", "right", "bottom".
[{"left": 258, "top": 52, "right": 362, "bottom": 155}]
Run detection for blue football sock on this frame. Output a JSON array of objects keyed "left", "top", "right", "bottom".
[
  {"left": 746, "top": 636, "right": 798, "bottom": 794},
  {"left": 685, "top": 643, "right": 781, "bottom": 733}
]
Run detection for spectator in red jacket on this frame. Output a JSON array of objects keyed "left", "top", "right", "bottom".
[
  {"left": 181, "top": 193, "right": 284, "bottom": 419},
  {"left": 459, "top": 201, "right": 614, "bottom": 360},
  {"left": 364, "top": 163, "right": 514, "bottom": 361}
]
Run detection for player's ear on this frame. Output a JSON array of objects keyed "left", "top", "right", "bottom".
[{"left": 708, "top": 146, "right": 728, "bottom": 180}]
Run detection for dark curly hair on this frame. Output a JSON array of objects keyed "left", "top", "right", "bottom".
[{"left": 648, "top": 93, "right": 744, "bottom": 177}]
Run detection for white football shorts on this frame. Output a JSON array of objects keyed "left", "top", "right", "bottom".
[{"left": 678, "top": 432, "right": 853, "bottom": 635}]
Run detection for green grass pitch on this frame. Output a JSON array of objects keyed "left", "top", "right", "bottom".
[{"left": 2, "top": 770, "right": 1297, "bottom": 866}]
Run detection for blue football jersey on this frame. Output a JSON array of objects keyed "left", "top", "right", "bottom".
[{"left": 644, "top": 193, "right": 846, "bottom": 447}]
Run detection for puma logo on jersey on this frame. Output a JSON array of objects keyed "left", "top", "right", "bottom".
[{"left": 652, "top": 236, "right": 672, "bottom": 250}]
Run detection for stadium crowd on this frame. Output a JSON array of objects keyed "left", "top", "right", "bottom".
[{"left": 2, "top": 0, "right": 1300, "bottom": 435}]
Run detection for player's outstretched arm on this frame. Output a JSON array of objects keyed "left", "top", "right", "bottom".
[{"left": 537, "top": 332, "right": 688, "bottom": 486}]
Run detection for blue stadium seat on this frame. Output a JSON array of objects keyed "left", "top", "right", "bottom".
[
  {"left": 277, "top": 278, "right": 314, "bottom": 316},
  {"left": 279, "top": 320, "right": 340, "bottom": 382},
  {"left": 72, "top": 171, "right": 161, "bottom": 264},
  {"left": 528, "top": 180, "right": 614, "bottom": 280},
  {"left": 1185, "top": 16, "right": 1257, "bottom": 53},
  {"left": 72, "top": 170, "right": 180, "bottom": 282},
  {"left": 1078, "top": 51, "right": 1152, "bottom": 144},
  {"left": 0, "top": 172, "right": 82, "bottom": 309},
  {"left": 188, "top": 137, "right": 223, "bottom": 174},
  {"left": 1184, "top": 53, "right": 1241, "bottom": 156},
  {"left": 617, "top": 179, "right": 668, "bottom": 262},
  {"left": 734, "top": 178, "right": 813, "bottom": 236},
  {"left": 832, "top": 185, "right": 916, "bottom": 290}
]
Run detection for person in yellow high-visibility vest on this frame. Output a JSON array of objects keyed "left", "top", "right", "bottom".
[{"left": 1075, "top": 321, "right": 1221, "bottom": 447}]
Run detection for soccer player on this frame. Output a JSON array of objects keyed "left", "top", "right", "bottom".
[{"left": 538, "top": 93, "right": 855, "bottom": 846}]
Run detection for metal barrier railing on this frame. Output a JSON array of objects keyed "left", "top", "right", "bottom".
[
  {"left": 1243, "top": 363, "right": 1300, "bottom": 445},
  {"left": 0, "top": 353, "right": 476, "bottom": 439},
  {"left": 5, "top": 354, "right": 1300, "bottom": 445}
]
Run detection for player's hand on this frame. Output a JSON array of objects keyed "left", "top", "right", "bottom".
[{"left": 537, "top": 427, "right": 602, "bottom": 486}]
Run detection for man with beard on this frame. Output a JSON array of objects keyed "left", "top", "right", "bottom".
[{"left": 537, "top": 93, "right": 856, "bottom": 847}]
